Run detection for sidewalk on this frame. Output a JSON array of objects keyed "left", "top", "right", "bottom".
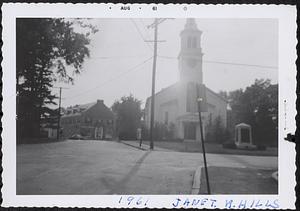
[{"left": 119, "top": 140, "right": 172, "bottom": 151}]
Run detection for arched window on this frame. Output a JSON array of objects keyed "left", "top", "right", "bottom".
[
  {"left": 164, "top": 111, "right": 169, "bottom": 125},
  {"left": 192, "top": 37, "right": 197, "bottom": 48},
  {"left": 186, "top": 82, "right": 197, "bottom": 112},
  {"left": 187, "top": 37, "right": 192, "bottom": 48},
  {"left": 187, "top": 37, "right": 198, "bottom": 49}
]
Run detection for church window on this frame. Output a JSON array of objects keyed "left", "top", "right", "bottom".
[
  {"left": 186, "top": 82, "right": 197, "bottom": 112},
  {"left": 192, "top": 37, "right": 197, "bottom": 48},
  {"left": 187, "top": 37, "right": 197, "bottom": 48},
  {"left": 187, "top": 85, "right": 191, "bottom": 112},
  {"left": 187, "top": 37, "right": 192, "bottom": 48},
  {"left": 164, "top": 111, "right": 169, "bottom": 125}
]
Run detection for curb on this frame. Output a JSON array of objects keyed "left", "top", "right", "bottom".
[
  {"left": 272, "top": 171, "right": 278, "bottom": 181},
  {"left": 118, "top": 140, "right": 172, "bottom": 152},
  {"left": 119, "top": 140, "right": 147, "bottom": 151},
  {"left": 191, "top": 166, "right": 202, "bottom": 194}
]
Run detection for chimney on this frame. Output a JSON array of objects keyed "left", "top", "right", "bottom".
[{"left": 97, "top": 99, "right": 104, "bottom": 104}]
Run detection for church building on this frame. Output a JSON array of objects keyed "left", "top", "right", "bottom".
[{"left": 144, "top": 19, "right": 228, "bottom": 141}]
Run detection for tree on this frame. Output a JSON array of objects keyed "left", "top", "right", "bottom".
[
  {"left": 225, "top": 79, "right": 278, "bottom": 146},
  {"left": 16, "top": 18, "right": 98, "bottom": 140},
  {"left": 111, "top": 95, "right": 143, "bottom": 140},
  {"left": 206, "top": 115, "right": 230, "bottom": 144},
  {"left": 213, "top": 116, "right": 224, "bottom": 143},
  {"left": 218, "top": 90, "right": 228, "bottom": 100}
]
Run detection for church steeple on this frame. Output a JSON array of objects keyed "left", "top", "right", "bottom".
[
  {"left": 178, "top": 18, "right": 203, "bottom": 84},
  {"left": 184, "top": 18, "right": 198, "bottom": 30}
]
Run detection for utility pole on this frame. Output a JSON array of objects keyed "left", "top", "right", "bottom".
[
  {"left": 147, "top": 18, "right": 169, "bottom": 150},
  {"left": 149, "top": 18, "right": 158, "bottom": 150},
  {"left": 196, "top": 83, "right": 211, "bottom": 194},
  {"left": 57, "top": 87, "right": 62, "bottom": 140},
  {"left": 53, "top": 86, "right": 68, "bottom": 140}
]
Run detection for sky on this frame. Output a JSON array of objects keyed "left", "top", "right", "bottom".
[{"left": 53, "top": 18, "right": 278, "bottom": 108}]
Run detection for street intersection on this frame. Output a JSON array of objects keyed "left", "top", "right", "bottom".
[{"left": 17, "top": 140, "right": 277, "bottom": 195}]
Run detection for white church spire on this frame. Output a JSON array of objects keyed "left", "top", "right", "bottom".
[
  {"left": 184, "top": 18, "right": 198, "bottom": 30},
  {"left": 178, "top": 18, "right": 204, "bottom": 84}
]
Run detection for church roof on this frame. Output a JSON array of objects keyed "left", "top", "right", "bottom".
[
  {"left": 205, "top": 87, "right": 228, "bottom": 103},
  {"left": 145, "top": 82, "right": 179, "bottom": 107},
  {"left": 154, "top": 82, "right": 179, "bottom": 97},
  {"left": 145, "top": 82, "right": 227, "bottom": 109}
]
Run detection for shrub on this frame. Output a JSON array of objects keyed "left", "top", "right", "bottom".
[
  {"left": 222, "top": 142, "right": 237, "bottom": 149},
  {"left": 206, "top": 115, "right": 232, "bottom": 144},
  {"left": 256, "top": 145, "right": 267, "bottom": 151},
  {"left": 152, "top": 122, "right": 176, "bottom": 141}
]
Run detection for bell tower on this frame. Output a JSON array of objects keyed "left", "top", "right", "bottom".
[{"left": 178, "top": 18, "right": 203, "bottom": 84}]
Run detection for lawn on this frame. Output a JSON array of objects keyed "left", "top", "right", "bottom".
[
  {"left": 124, "top": 140, "right": 278, "bottom": 156},
  {"left": 199, "top": 166, "right": 278, "bottom": 194}
]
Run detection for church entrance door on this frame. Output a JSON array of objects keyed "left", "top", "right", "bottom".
[{"left": 184, "top": 122, "right": 196, "bottom": 140}]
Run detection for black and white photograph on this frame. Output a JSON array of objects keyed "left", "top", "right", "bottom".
[
  {"left": 1, "top": 3, "right": 296, "bottom": 209},
  {"left": 16, "top": 17, "right": 279, "bottom": 195}
]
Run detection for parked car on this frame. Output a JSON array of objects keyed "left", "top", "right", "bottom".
[{"left": 69, "top": 134, "right": 84, "bottom": 140}]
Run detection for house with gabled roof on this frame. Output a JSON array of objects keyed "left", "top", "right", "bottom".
[{"left": 61, "top": 99, "right": 115, "bottom": 140}]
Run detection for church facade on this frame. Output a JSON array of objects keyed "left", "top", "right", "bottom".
[{"left": 144, "top": 19, "right": 228, "bottom": 141}]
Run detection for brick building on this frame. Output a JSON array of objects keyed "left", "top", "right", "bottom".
[{"left": 61, "top": 100, "right": 115, "bottom": 140}]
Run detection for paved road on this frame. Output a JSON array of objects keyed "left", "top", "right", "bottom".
[{"left": 17, "top": 140, "right": 277, "bottom": 195}]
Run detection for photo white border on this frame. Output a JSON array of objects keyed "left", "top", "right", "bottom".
[{"left": 1, "top": 3, "right": 297, "bottom": 209}]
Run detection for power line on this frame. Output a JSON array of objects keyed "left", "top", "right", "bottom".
[
  {"left": 156, "top": 55, "right": 177, "bottom": 60},
  {"left": 65, "top": 56, "right": 153, "bottom": 100},
  {"left": 89, "top": 55, "right": 149, "bottom": 59},
  {"left": 157, "top": 55, "right": 278, "bottom": 70},
  {"left": 130, "top": 19, "right": 153, "bottom": 51},
  {"left": 89, "top": 20, "right": 153, "bottom": 60},
  {"left": 139, "top": 19, "right": 153, "bottom": 41},
  {"left": 147, "top": 18, "right": 169, "bottom": 29},
  {"left": 204, "top": 60, "right": 277, "bottom": 69}
]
